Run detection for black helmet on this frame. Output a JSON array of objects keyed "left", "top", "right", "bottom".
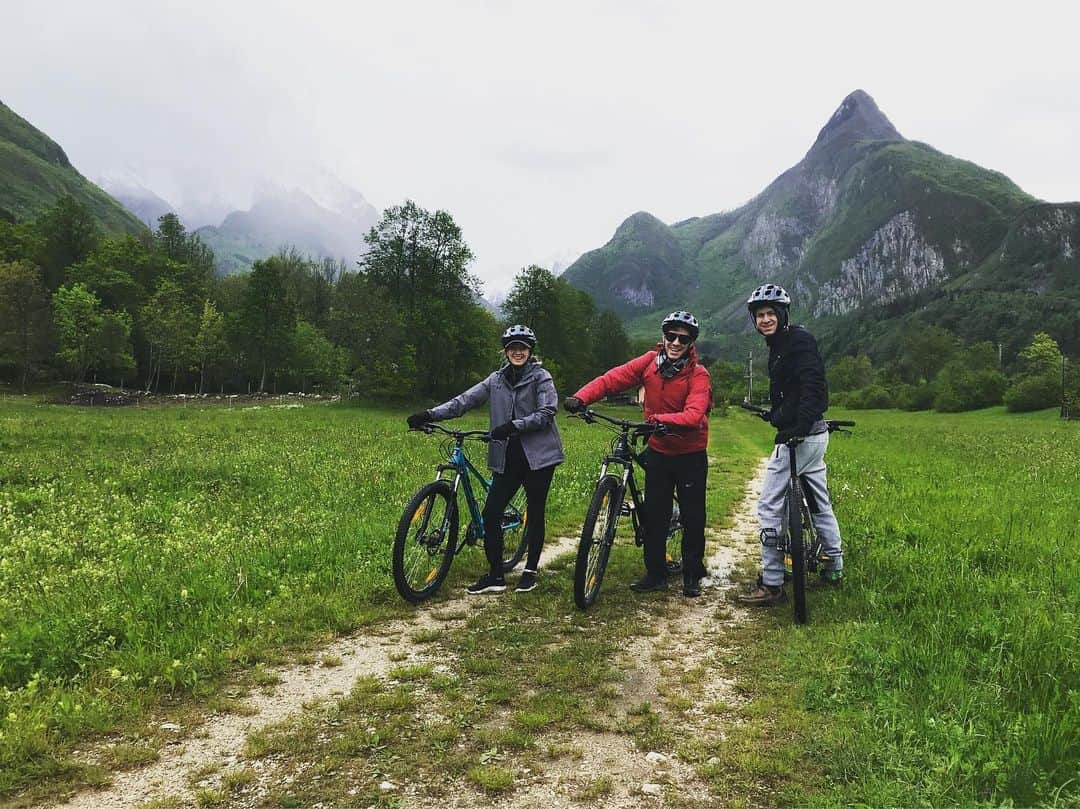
[
  {"left": 501, "top": 324, "right": 537, "bottom": 349},
  {"left": 661, "top": 311, "right": 700, "bottom": 340}
]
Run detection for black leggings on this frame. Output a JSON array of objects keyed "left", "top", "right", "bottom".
[
  {"left": 481, "top": 463, "right": 556, "bottom": 576},
  {"left": 642, "top": 449, "right": 708, "bottom": 580}
]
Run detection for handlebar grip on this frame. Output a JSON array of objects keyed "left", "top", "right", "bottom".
[{"left": 831, "top": 420, "right": 856, "bottom": 427}]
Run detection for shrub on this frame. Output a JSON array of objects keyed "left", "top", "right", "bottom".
[
  {"left": 895, "top": 383, "right": 935, "bottom": 411},
  {"left": 1004, "top": 373, "right": 1059, "bottom": 412},
  {"left": 847, "top": 384, "right": 894, "bottom": 410}
]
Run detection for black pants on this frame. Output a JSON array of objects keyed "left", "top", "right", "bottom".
[
  {"left": 481, "top": 440, "right": 556, "bottom": 576},
  {"left": 642, "top": 449, "right": 708, "bottom": 581}
]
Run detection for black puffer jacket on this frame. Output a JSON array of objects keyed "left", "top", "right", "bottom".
[{"left": 766, "top": 326, "right": 828, "bottom": 441}]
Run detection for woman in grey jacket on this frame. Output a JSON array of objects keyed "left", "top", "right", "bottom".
[{"left": 406, "top": 325, "right": 564, "bottom": 595}]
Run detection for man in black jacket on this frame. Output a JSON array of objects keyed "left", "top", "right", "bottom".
[{"left": 738, "top": 284, "right": 844, "bottom": 606}]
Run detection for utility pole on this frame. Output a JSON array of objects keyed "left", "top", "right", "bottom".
[
  {"left": 1062, "top": 355, "right": 1069, "bottom": 420},
  {"left": 746, "top": 351, "right": 753, "bottom": 404}
]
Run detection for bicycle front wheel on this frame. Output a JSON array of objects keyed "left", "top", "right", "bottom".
[
  {"left": 393, "top": 481, "right": 459, "bottom": 603},
  {"left": 500, "top": 488, "right": 529, "bottom": 572},
  {"left": 574, "top": 475, "right": 622, "bottom": 609},
  {"left": 787, "top": 479, "right": 808, "bottom": 624}
]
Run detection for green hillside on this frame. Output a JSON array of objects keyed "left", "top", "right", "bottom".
[
  {"left": 0, "top": 100, "right": 145, "bottom": 235},
  {"left": 562, "top": 90, "right": 1078, "bottom": 359}
]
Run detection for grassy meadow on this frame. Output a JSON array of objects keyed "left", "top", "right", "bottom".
[
  {"left": 0, "top": 397, "right": 1076, "bottom": 806},
  {"left": 0, "top": 397, "right": 763, "bottom": 798},
  {"left": 725, "top": 407, "right": 1079, "bottom": 807}
]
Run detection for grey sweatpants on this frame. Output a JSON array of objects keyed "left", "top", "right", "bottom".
[{"left": 757, "top": 432, "right": 842, "bottom": 587}]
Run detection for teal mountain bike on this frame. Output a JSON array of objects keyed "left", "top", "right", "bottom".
[{"left": 393, "top": 423, "right": 528, "bottom": 603}]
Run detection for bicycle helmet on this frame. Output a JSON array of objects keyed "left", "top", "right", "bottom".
[
  {"left": 746, "top": 284, "right": 791, "bottom": 330},
  {"left": 501, "top": 324, "right": 537, "bottom": 349},
  {"left": 661, "top": 311, "right": 699, "bottom": 340}
]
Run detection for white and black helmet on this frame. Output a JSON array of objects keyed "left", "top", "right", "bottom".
[
  {"left": 501, "top": 324, "right": 537, "bottom": 349},
  {"left": 746, "top": 284, "right": 791, "bottom": 309},
  {"left": 661, "top": 311, "right": 700, "bottom": 340}
]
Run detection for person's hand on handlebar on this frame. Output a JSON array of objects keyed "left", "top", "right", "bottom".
[
  {"left": 406, "top": 410, "right": 432, "bottom": 429},
  {"left": 490, "top": 421, "right": 517, "bottom": 440},
  {"left": 563, "top": 396, "right": 584, "bottom": 413}
]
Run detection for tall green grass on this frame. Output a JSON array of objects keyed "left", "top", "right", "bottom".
[
  {"left": 749, "top": 407, "right": 1078, "bottom": 806},
  {"left": 0, "top": 399, "right": 761, "bottom": 795}
]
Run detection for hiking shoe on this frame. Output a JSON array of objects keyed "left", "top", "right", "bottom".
[
  {"left": 514, "top": 571, "right": 538, "bottom": 593},
  {"left": 808, "top": 568, "right": 843, "bottom": 588},
  {"left": 466, "top": 573, "right": 506, "bottom": 595},
  {"left": 682, "top": 578, "right": 702, "bottom": 598},
  {"left": 736, "top": 582, "right": 785, "bottom": 606},
  {"left": 629, "top": 575, "right": 668, "bottom": 593}
]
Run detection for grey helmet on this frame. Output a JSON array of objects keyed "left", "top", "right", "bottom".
[
  {"left": 746, "top": 284, "right": 791, "bottom": 331},
  {"left": 501, "top": 324, "right": 537, "bottom": 349},
  {"left": 661, "top": 310, "right": 700, "bottom": 340}
]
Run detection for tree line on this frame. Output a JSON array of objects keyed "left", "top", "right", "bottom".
[{"left": 0, "top": 196, "right": 631, "bottom": 399}]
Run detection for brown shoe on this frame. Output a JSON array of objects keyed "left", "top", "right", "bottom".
[{"left": 736, "top": 582, "right": 786, "bottom": 606}]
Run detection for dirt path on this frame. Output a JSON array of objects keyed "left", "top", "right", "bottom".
[{"left": 53, "top": 460, "right": 768, "bottom": 809}]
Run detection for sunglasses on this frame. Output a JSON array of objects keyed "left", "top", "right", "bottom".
[
  {"left": 663, "top": 331, "right": 693, "bottom": 345},
  {"left": 505, "top": 342, "right": 531, "bottom": 351}
]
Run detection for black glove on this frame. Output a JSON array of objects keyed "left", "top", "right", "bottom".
[
  {"left": 406, "top": 410, "right": 432, "bottom": 429},
  {"left": 490, "top": 421, "right": 517, "bottom": 440},
  {"left": 757, "top": 409, "right": 772, "bottom": 422},
  {"left": 563, "top": 396, "right": 584, "bottom": 413},
  {"left": 649, "top": 420, "right": 669, "bottom": 436}
]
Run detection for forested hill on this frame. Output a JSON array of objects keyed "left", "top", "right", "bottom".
[
  {"left": 561, "top": 90, "right": 1080, "bottom": 361},
  {"left": 0, "top": 100, "right": 145, "bottom": 235}
]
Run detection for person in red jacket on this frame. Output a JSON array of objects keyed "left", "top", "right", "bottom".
[{"left": 563, "top": 311, "right": 712, "bottom": 596}]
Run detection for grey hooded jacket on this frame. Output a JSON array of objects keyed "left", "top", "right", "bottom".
[{"left": 427, "top": 361, "right": 565, "bottom": 473}]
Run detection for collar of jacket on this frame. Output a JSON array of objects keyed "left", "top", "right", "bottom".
[
  {"left": 652, "top": 343, "right": 699, "bottom": 372},
  {"left": 499, "top": 358, "right": 539, "bottom": 387},
  {"left": 764, "top": 326, "right": 791, "bottom": 348}
]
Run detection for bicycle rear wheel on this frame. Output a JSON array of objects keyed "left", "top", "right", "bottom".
[
  {"left": 574, "top": 475, "right": 621, "bottom": 609},
  {"left": 665, "top": 502, "right": 683, "bottom": 577},
  {"left": 500, "top": 489, "right": 529, "bottom": 572},
  {"left": 787, "top": 479, "right": 808, "bottom": 624},
  {"left": 393, "top": 481, "right": 459, "bottom": 603}
]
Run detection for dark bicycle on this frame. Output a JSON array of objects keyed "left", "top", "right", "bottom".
[
  {"left": 571, "top": 408, "right": 683, "bottom": 609},
  {"left": 741, "top": 402, "right": 854, "bottom": 623},
  {"left": 392, "top": 423, "right": 527, "bottom": 603}
]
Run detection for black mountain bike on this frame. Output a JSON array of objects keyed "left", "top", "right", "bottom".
[
  {"left": 571, "top": 409, "right": 683, "bottom": 609},
  {"left": 392, "top": 423, "right": 527, "bottom": 603},
  {"left": 741, "top": 402, "right": 854, "bottom": 623}
]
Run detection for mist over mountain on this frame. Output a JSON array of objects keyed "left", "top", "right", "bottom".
[
  {"left": 194, "top": 175, "right": 379, "bottom": 275},
  {"left": 97, "top": 169, "right": 177, "bottom": 228},
  {"left": 562, "top": 90, "right": 1079, "bottom": 359}
]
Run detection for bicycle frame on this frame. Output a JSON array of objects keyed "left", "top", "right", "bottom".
[{"left": 426, "top": 425, "right": 525, "bottom": 551}]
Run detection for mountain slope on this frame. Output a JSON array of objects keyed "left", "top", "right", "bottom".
[
  {"left": 0, "top": 100, "right": 146, "bottom": 235},
  {"left": 195, "top": 179, "right": 379, "bottom": 275},
  {"left": 562, "top": 90, "right": 1077, "bottom": 357}
]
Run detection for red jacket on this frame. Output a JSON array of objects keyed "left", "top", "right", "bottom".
[{"left": 573, "top": 346, "right": 711, "bottom": 455}]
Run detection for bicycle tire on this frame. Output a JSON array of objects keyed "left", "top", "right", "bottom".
[
  {"left": 665, "top": 502, "right": 683, "bottom": 577},
  {"left": 574, "top": 475, "right": 622, "bottom": 609},
  {"left": 393, "top": 480, "right": 458, "bottom": 603},
  {"left": 500, "top": 489, "right": 529, "bottom": 572},
  {"left": 788, "top": 478, "right": 808, "bottom": 624}
]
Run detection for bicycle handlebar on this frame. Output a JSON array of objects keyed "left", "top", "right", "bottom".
[
  {"left": 410, "top": 423, "right": 491, "bottom": 442},
  {"left": 572, "top": 408, "right": 671, "bottom": 436}
]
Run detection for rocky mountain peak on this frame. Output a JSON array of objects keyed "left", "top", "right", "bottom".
[{"left": 811, "top": 89, "right": 904, "bottom": 150}]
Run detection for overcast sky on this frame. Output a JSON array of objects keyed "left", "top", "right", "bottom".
[{"left": 4, "top": 0, "right": 1079, "bottom": 295}]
